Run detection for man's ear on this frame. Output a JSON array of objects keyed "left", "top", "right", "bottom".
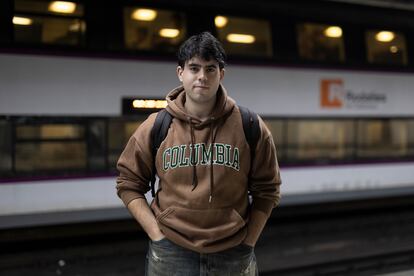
[
  {"left": 177, "top": 66, "right": 183, "bottom": 82},
  {"left": 220, "top": 68, "right": 225, "bottom": 81}
]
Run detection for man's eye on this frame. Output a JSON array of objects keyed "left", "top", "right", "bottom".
[{"left": 190, "top": 67, "right": 198, "bottom": 72}]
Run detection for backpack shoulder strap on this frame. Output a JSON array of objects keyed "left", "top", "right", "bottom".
[
  {"left": 238, "top": 105, "right": 260, "bottom": 162},
  {"left": 150, "top": 109, "right": 173, "bottom": 197}
]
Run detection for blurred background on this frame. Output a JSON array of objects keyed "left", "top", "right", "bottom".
[{"left": 1, "top": 0, "right": 414, "bottom": 275}]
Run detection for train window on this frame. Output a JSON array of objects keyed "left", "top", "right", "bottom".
[
  {"left": 297, "top": 23, "right": 345, "bottom": 62},
  {"left": 357, "top": 120, "right": 411, "bottom": 158},
  {"left": 87, "top": 120, "right": 107, "bottom": 171},
  {"left": 264, "top": 119, "right": 285, "bottom": 160},
  {"left": 124, "top": 7, "right": 186, "bottom": 52},
  {"left": 407, "top": 120, "right": 414, "bottom": 156},
  {"left": 2, "top": 115, "right": 414, "bottom": 179},
  {"left": 15, "top": 142, "right": 86, "bottom": 172},
  {"left": 286, "top": 120, "right": 354, "bottom": 162},
  {"left": 14, "top": 122, "right": 87, "bottom": 172},
  {"left": 13, "top": 0, "right": 86, "bottom": 46},
  {"left": 16, "top": 124, "right": 84, "bottom": 139},
  {"left": 214, "top": 15, "right": 273, "bottom": 57},
  {"left": 366, "top": 30, "right": 408, "bottom": 65},
  {"left": 0, "top": 120, "right": 12, "bottom": 175},
  {"left": 108, "top": 118, "right": 143, "bottom": 170}
]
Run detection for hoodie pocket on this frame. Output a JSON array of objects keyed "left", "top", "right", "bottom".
[{"left": 155, "top": 206, "right": 246, "bottom": 246}]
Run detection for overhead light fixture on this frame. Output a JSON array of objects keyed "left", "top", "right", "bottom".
[
  {"left": 324, "top": 26, "right": 342, "bottom": 38},
  {"left": 13, "top": 16, "right": 33, "bottom": 25},
  {"left": 133, "top": 99, "right": 167, "bottom": 109},
  {"left": 159, "top": 28, "right": 180, "bottom": 38},
  {"left": 226, "top": 33, "right": 255, "bottom": 44},
  {"left": 375, "top": 31, "right": 395, "bottom": 42},
  {"left": 131, "top": 8, "right": 157, "bottom": 21},
  {"left": 215, "top": 16, "right": 228, "bottom": 28},
  {"left": 48, "top": 1, "right": 76, "bottom": 14}
]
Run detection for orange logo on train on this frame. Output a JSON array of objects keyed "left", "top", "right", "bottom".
[{"left": 320, "top": 79, "right": 344, "bottom": 108}]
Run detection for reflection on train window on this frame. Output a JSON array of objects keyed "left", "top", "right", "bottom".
[
  {"left": 407, "top": 120, "right": 414, "bottom": 156},
  {"left": 124, "top": 7, "right": 186, "bottom": 52},
  {"left": 16, "top": 124, "right": 84, "bottom": 139},
  {"left": 366, "top": 30, "right": 408, "bottom": 65},
  {"left": 15, "top": 142, "right": 86, "bottom": 172},
  {"left": 108, "top": 118, "right": 143, "bottom": 170},
  {"left": 357, "top": 120, "right": 412, "bottom": 158},
  {"left": 264, "top": 119, "right": 285, "bottom": 159},
  {"left": 88, "top": 120, "right": 107, "bottom": 171},
  {"left": 297, "top": 23, "right": 345, "bottom": 62},
  {"left": 13, "top": 0, "right": 85, "bottom": 46},
  {"left": 14, "top": 123, "right": 87, "bottom": 172},
  {"left": 215, "top": 15, "right": 272, "bottom": 57},
  {"left": 0, "top": 120, "right": 12, "bottom": 174},
  {"left": 287, "top": 120, "right": 354, "bottom": 161}
]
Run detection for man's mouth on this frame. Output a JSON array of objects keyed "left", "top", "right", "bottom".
[{"left": 194, "top": 85, "right": 209, "bottom": 89}]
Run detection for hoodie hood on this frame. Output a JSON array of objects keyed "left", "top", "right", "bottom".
[{"left": 165, "top": 84, "right": 236, "bottom": 127}]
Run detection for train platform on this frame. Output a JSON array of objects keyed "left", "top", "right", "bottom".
[
  {"left": 377, "top": 269, "right": 414, "bottom": 276},
  {"left": 1, "top": 195, "right": 414, "bottom": 276}
]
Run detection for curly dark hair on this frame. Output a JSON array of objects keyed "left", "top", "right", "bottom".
[{"left": 177, "top": 32, "right": 226, "bottom": 69}]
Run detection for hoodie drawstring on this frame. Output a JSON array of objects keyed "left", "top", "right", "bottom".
[
  {"left": 188, "top": 117, "right": 198, "bottom": 191},
  {"left": 209, "top": 123, "right": 213, "bottom": 203},
  {"left": 209, "top": 117, "right": 221, "bottom": 203},
  {"left": 187, "top": 116, "right": 222, "bottom": 204}
]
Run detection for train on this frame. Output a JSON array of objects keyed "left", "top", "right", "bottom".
[{"left": 1, "top": 0, "right": 414, "bottom": 229}]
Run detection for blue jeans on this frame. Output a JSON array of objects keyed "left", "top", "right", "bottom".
[{"left": 146, "top": 238, "right": 258, "bottom": 276}]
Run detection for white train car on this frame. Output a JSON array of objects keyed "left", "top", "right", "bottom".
[
  {"left": 1, "top": 0, "right": 414, "bottom": 228},
  {"left": 1, "top": 53, "right": 414, "bottom": 228}
]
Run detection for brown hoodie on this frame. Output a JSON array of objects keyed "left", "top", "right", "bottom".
[{"left": 116, "top": 85, "right": 281, "bottom": 253}]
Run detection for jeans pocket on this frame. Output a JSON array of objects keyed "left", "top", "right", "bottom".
[
  {"left": 236, "top": 243, "right": 254, "bottom": 255},
  {"left": 150, "top": 237, "right": 172, "bottom": 249},
  {"left": 236, "top": 245, "right": 257, "bottom": 276},
  {"left": 152, "top": 237, "right": 167, "bottom": 243},
  {"left": 239, "top": 243, "right": 254, "bottom": 250},
  {"left": 241, "top": 255, "right": 258, "bottom": 276}
]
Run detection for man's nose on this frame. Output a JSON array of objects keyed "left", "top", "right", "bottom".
[{"left": 198, "top": 70, "right": 207, "bottom": 81}]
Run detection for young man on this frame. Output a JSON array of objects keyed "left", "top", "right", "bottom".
[{"left": 116, "top": 32, "right": 281, "bottom": 276}]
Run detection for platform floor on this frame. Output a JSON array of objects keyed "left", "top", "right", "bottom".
[
  {"left": 377, "top": 269, "right": 414, "bottom": 276},
  {"left": 2, "top": 196, "right": 414, "bottom": 275}
]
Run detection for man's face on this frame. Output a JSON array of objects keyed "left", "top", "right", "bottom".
[{"left": 177, "top": 56, "right": 224, "bottom": 106}]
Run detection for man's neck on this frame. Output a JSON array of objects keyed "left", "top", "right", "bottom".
[{"left": 184, "top": 96, "right": 216, "bottom": 120}]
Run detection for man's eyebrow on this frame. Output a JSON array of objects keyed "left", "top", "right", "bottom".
[{"left": 187, "top": 63, "right": 218, "bottom": 68}]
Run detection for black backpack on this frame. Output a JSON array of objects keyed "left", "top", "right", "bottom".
[{"left": 149, "top": 105, "right": 260, "bottom": 197}]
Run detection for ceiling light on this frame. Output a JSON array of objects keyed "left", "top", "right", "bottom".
[
  {"left": 215, "top": 16, "right": 228, "bottom": 28},
  {"left": 159, "top": 28, "right": 180, "bottom": 38},
  {"left": 48, "top": 1, "right": 76, "bottom": 14},
  {"left": 13, "top": 16, "right": 32, "bottom": 25},
  {"left": 131, "top": 8, "right": 157, "bottom": 21},
  {"left": 226, "top": 34, "right": 255, "bottom": 44},
  {"left": 375, "top": 31, "right": 395, "bottom": 42},
  {"left": 324, "top": 26, "right": 342, "bottom": 38}
]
